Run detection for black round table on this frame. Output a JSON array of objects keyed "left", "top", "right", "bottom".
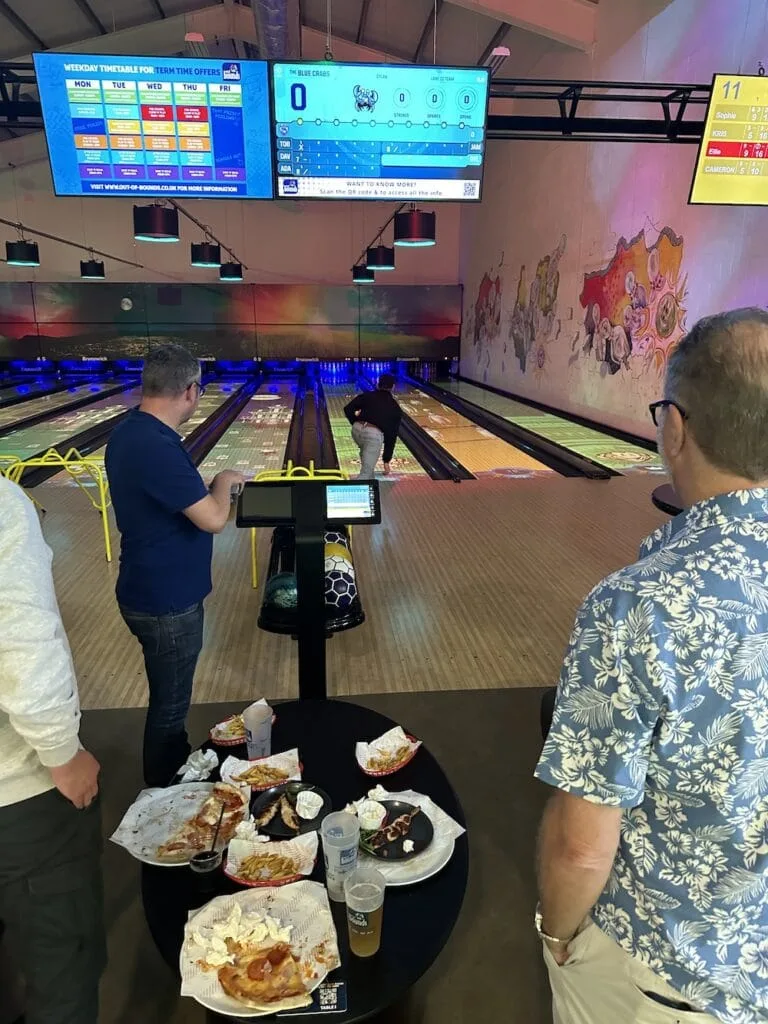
[
  {"left": 652, "top": 483, "right": 683, "bottom": 517},
  {"left": 141, "top": 699, "right": 469, "bottom": 1022}
]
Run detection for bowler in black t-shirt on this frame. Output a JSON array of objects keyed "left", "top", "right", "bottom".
[
  {"left": 106, "top": 344, "right": 245, "bottom": 786},
  {"left": 344, "top": 374, "right": 402, "bottom": 479}
]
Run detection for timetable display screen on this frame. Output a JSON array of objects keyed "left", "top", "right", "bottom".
[
  {"left": 272, "top": 62, "right": 490, "bottom": 200},
  {"left": 33, "top": 53, "right": 273, "bottom": 198},
  {"left": 690, "top": 74, "right": 768, "bottom": 205}
]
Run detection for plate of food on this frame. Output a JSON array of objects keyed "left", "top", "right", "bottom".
[
  {"left": 220, "top": 751, "right": 302, "bottom": 792},
  {"left": 209, "top": 701, "right": 277, "bottom": 747},
  {"left": 180, "top": 882, "right": 340, "bottom": 1017},
  {"left": 355, "top": 726, "right": 421, "bottom": 777},
  {"left": 110, "top": 782, "right": 249, "bottom": 866},
  {"left": 252, "top": 783, "right": 331, "bottom": 839},
  {"left": 224, "top": 833, "right": 318, "bottom": 888},
  {"left": 358, "top": 801, "right": 433, "bottom": 861}
]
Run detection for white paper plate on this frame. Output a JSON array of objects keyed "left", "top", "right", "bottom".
[
  {"left": 110, "top": 783, "right": 248, "bottom": 867},
  {"left": 180, "top": 882, "right": 340, "bottom": 1018}
]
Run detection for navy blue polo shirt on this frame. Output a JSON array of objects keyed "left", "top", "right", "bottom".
[{"left": 105, "top": 410, "right": 212, "bottom": 615}]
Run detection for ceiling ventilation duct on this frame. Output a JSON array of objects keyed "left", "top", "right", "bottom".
[{"left": 251, "top": 0, "right": 301, "bottom": 58}]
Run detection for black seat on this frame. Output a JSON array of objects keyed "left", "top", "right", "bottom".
[{"left": 540, "top": 686, "right": 557, "bottom": 741}]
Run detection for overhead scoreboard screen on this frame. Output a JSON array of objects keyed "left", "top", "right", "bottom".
[
  {"left": 33, "top": 53, "right": 273, "bottom": 198},
  {"left": 690, "top": 74, "right": 768, "bottom": 205},
  {"left": 271, "top": 62, "right": 490, "bottom": 201}
]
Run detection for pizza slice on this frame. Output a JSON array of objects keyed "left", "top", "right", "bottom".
[
  {"left": 218, "top": 943, "right": 310, "bottom": 1009},
  {"left": 156, "top": 784, "right": 247, "bottom": 862}
]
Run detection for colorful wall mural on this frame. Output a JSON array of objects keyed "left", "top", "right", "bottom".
[
  {"left": 0, "top": 283, "right": 461, "bottom": 362},
  {"left": 459, "top": 0, "right": 768, "bottom": 439}
]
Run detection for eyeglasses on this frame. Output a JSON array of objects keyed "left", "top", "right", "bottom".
[
  {"left": 189, "top": 380, "right": 206, "bottom": 398},
  {"left": 649, "top": 399, "right": 687, "bottom": 426}
]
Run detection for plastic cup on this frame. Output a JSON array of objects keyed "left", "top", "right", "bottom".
[
  {"left": 320, "top": 812, "right": 360, "bottom": 902},
  {"left": 345, "top": 866, "right": 386, "bottom": 957},
  {"left": 243, "top": 703, "right": 272, "bottom": 760}
]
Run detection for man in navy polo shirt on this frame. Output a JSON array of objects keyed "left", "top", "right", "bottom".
[{"left": 106, "top": 344, "right": 245, "bottom": 786}]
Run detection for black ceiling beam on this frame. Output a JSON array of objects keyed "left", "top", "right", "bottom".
[
  {"left": 487, "top": 114, "right": 705, "bottom": 143},
  {"left": 0, "top": 1, "right": 46, "bottom": 50},
  {"left": 150, "top": 0, "right": 166, "bottom": 18},
  {"left": 356, "top": 0, "right": 372, "bottom": 44},
  {"left": 477, "top": 22, "right": 509, "bottom": 66},
  {"left": 71, "top": 0, "right": 107, "bottom": 35},
  {"left": 413, "top": 0, "right": 443, "bottom": 63}
]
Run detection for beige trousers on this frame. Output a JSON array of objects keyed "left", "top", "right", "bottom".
[{"left": 544, "top": 921, "right": 722, "bottom": 1024}]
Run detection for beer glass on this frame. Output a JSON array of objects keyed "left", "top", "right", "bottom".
[{"left": 344, "top": 865, "right": 386, "bottom": 957}]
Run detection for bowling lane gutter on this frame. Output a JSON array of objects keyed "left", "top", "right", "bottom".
[
  {"left": 312, "top": 381, "right": 340, "bottom": 471},
  {"left": 409, "top": 376, "right": 613, "bottom": 480},
  {"left": 283, "top": 377, "right": 308, "bottom": 469},
  {"left": 357, "top": 373, "right": 473, "bottom": 482},
  {"left": 0, "top": 377, "right": 138, "bottom": 441}
]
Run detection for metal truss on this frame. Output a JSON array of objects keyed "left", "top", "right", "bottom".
[{"left": 487, "top": 80, "right": 711, "bottom": 143}]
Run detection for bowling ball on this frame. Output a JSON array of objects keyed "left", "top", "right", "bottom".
[
  {"left": 324, "top": 547, "right": 357, "bottom": 611},
  {"left": 263, "top": 572, "right": 298, "bottom": 609},
  {"left": 324, "top": 529, "right": 349, "bottom": 549}
]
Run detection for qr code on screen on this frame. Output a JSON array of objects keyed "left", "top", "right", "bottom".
[{"left": 463, "top": 181, "right": 478, "bottom": 198}]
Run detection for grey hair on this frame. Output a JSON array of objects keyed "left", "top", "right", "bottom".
[
  {"left": 142, "top": 343, "right": 200, "bottom": 398},
  {"left": 665, "top": 307, "right": 768, "bottom": 480}
]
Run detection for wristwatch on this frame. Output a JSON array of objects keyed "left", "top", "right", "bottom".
[{"left": 534, "top": 904, "right": 573, "bottom": 945}]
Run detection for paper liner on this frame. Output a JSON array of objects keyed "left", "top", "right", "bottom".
[
  {"left": 109, "top": 783, "right": 249, "bottom": 867},
  {"left": 355, "top": 727, "right": 421, "bottom": 777},
  {"left": 221, "top": 750, "right": 302, "bottom": 791},
  {"left": 209, "top": 699, "right": 276, "bottom": 747},
  {"left": 354, "top": 786, "right": 465, "bottom": 886},
  {"left": 225, "top": 833, "right": 318, "bottom": 888},
  {"left": 180, "top": 881, "right": 340, "bottom": 1018}
]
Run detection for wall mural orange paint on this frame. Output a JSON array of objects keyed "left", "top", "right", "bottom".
[{"left": 577, "top": 228, "right": 688, "bottom": 378}]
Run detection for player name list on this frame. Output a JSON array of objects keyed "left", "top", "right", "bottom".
[
  {"left": 701, "top": 104, "right": 768, "bottom": 172},
  {"left": 67, "top": 77, "right": 246, "bottom": 191}
]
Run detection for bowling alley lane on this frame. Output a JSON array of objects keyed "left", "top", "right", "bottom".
[
  {"left": 195, "top": 378, "right": 297, "bottom": 480},
  {"left": 439, "top": 379, "right": 662, "bottom": 473},
  {"left": 0, "top": 378, "right": 124, "bottom": 430},
  {"left": 0, "top": 375, "right": 81, "bottom": 406},
  {"left": 323, "top": 383, "right": 428, "bottom": 478},
  {"left": 45, "top": 379, "right": 246, "bottom": 485},
  {"left": 0, "top": 384, "right": 143, "bottom": 461},
  {"left": 392, "top": 383, "right": 554, "bottom": 476}
]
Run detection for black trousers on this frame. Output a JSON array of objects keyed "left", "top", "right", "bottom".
[
  {"left": 120, "top": 601, "right": 205, "bottom": 787},
  {"left": 0, "top": 789, "right": 106, "bottom": 1024}
]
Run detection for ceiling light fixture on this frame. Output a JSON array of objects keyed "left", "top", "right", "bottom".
[
  {"left": 80, "top": 257, "right": 105, "bottom": 279},
  {"left": 394, "top": 208, "right": 436, "bottom": 247},
  {"left": 6, "top": 239, "right": 40, "bottom": 266},
  {"left": 352, "top": 263, "right": 375, "bottom": 284},
  {"left": 191, "top": 241, "right": 221, "bottom": 267},
  {"left": 133, "top": 204, "right": 179, "bottom": 242},
  {"left": 220, "top": 261, "right": 243, "bottom": 282},
  {"left": 366, "top": 243, "right": 396, "bottom": 271}
]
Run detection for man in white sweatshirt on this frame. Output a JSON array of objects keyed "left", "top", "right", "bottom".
[{"left": 0, "top": 475, "right": 105, "bottom": 1024}]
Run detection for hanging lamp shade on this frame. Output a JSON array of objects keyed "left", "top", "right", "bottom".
[
  {"left": 352, "top": 263, "right": 375, "bottom": 284},
  {"left": 80, "top": 258, "right": 105, "bottom": 279},
  {"left": 366, "top": 244, "right": 395, "bottom": 270},
  {"left": 6, "top": 239, "right": 39, "bottom": 266},
  {"left": 220, "top": 261, "right": 243, "bottom": 282},
  {"left": 133, "top": 204, "right": 179, "bottom": 242},
  {"left": 394, "top": 209, "right": 436, "bottom": 247},
  {"left": 191, "top": 241, "right": 221, "bottom": 267}
]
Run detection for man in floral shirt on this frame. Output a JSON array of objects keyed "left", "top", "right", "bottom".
[{"left": 535, "top": 308, "right": 768, "bottom": 1024}]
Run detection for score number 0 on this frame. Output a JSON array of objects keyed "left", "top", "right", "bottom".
[{"left": 290, "top": 83, "right": 307, "bottom": 110}]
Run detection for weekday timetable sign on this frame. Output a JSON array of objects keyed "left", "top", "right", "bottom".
[
  {"left": 690, "top": 74, "right": 768, "bottom": 205},
  {"left": 33, "top": 54, "right": 274, "bottom": 198}
]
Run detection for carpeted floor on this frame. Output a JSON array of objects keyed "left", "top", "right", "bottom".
[{"left": 79, "top": 689, "right": 553, "bottom": 1024}]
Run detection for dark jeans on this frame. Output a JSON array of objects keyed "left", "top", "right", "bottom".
[
  {"left": 0, "top": 789, "right": 105, "bottom": 1024},
  {"left": 120, "top": 601, "right": 204, "bottom": 787}
]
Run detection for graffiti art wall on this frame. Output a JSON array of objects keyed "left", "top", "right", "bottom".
[
  {"left": 461, "top": 0, "right": 768, "bottom": 439},
  {"left": 0, "top": 282, "right": 460, "bottom": 362}
]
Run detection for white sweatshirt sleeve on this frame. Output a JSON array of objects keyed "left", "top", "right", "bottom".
[{"left": 0, "top": 478, "right": 81, "bottom": 768}]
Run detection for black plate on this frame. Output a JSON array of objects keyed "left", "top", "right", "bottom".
[
  {"left": 360, "top": 801, "right": 434, "bottom": 861},
  {"left": 250, "top": 782, "right": 332, "bottom": 838}
]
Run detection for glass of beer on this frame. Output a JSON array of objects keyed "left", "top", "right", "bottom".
[{"left": 344, "top": 866, "right": 386, "bottom": 958}]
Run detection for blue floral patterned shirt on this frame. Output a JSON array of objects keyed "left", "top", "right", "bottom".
[{"left": 536, "top": 490, "right": 768, "bottom": 1024}]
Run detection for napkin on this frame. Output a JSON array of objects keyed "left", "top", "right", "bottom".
[{"left": 178, "top": 748, "right": 219, "bottom": 782}]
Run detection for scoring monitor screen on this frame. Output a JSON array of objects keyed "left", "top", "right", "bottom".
[
  {"left": 33, "top": 53, "right": 274, "bottom": 198},
  {"left": 326, "top": 483, "right": 380, "bottom": 523},
  {"left": 272, "top": 62, "right": 490, "bottom": 200},
  {"left": 690, "top": 74, "right": 768, "bottom": 205}
]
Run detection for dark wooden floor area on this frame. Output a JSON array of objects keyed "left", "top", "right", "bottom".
[{"left": 39, "top": 473, "right": 667, "bottom": 710}]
